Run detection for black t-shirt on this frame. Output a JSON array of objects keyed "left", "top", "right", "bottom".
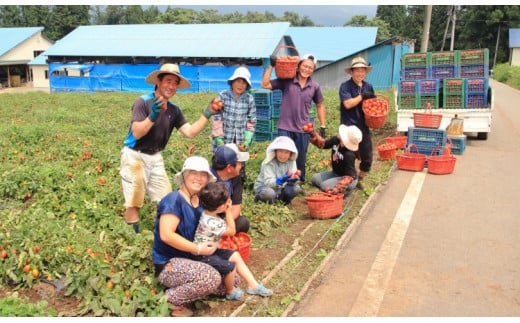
[{"left": 322, "top": 136, "right": 357, "bottom": 178}]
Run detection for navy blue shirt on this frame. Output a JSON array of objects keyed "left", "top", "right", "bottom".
[{"left": 339, "top": 78, "right": 374, "bottom": 132}]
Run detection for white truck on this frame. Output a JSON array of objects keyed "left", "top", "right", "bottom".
[
  {"left": 395, "top": 85, "right": 494, "bottom": 140},
  {"left": 396, "top": 49, "right": 494, "bottom": 140}
]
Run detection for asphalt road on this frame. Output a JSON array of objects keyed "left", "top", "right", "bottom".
[{"left": 287, "top": 79, "right": 520, "bottom": 317}]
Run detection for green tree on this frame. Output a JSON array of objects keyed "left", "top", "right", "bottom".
[
  {"left": 376, "top": 5, "right": 406, "bottom": 36},
  {"left": 0, "top": 5, "right": 22, "bottom": 26},
  {"left": 46, "top": 5, "right": 89, "bottom": 41},
  {"left": 344, "top": 14, "right": 390, "bottom": 41},
  {"left": 20, "top": 5, "right": 50, "bottom": 28},
  {"left": 282, "top": 11, "right": 314, "bottom": 26}
]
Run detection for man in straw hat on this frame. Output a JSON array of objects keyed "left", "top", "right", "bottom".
[
  {"left": 120, "top": 63, "right": 221, "bottom": 233},
  {"left": 261, "top": 53, "right": 327, "bottom": 183},
  {"left": 339, "top": 56, "right": 376, "bottom": 189}
]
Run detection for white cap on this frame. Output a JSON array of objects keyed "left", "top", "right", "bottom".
[
  {"left": 339, "top": 125, "right": 362, "bottom": 151},
  {"left": 300, "top": 53, "right": 317, "bottom": 66},
  {"left": 228, "top": 66, "right": 252, "bottom": 87},
  {"left": 174, "top": 156, "right": 216, "bottom": 186}
]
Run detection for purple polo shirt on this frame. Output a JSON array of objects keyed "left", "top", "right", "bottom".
[{"left": 270, "top": 77, "right": 324, "bottom": 133}]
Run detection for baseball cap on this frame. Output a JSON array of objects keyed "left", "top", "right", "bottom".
[{"left": 214, "top": 143, "right": 250, "bottom": 166}]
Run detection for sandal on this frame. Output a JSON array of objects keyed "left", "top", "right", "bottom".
[
  {"left": 246, "top": 283, "right": 273, "bottom": 297},
  {"left": 226, "top": 287, "right": 243, "bottom": 300},
  {"left": 171, "top": 305, "right": 193, "bottom": 317}
]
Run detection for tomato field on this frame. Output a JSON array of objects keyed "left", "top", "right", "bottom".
[{"left": 0, "top": 89, "right": 396, "bottom": 316}]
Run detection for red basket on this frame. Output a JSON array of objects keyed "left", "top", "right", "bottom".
[
  {"left": 413, "top": 103, "right": 442, "bottom": 129},
  {"left": 427, "top": 145, "right": 457, "bottom": 175},
  {"left": 273, "top": 45, "right": 300, "bottom": 79},
  {"left": 219, "top": 232, "right": 252, "bottom": 263},
  {"left": 396, "top": 144, "right": 426, "bottom": 172},
  {"left": 377, "top": 138, "right": 397, "bottom": 160},
  {"left": 362, "top": 95, "right": 389, "bottom": 129},
  {"left": 385, "top": 131, "right": 407, "bottom": 149},
  {"left": 305, "top": 192, "right": 344, "bottom": 219}
]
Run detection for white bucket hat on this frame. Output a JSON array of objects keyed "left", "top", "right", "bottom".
[
  {"left": 228, "top": 66, "right": 252, "bottom": 87},
  {"left": 339, "top": 125, "right": 363, "bottom": 151},
  {"left": 345, "top": 56, "right": 373, "bottom": 74},
  {"left": 265, "top": 136, "right": 298, "bottom": 163},
  {"left": 145, "top": 63, "right": 191, "bottom": 89},
  {"left": 174, "top": 156, "right": 216, "bottom": 186}
]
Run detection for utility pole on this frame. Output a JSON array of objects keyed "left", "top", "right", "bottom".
[
  {"left": 494, "top": 23, "right": 501, "bottom": 69},
  {"left": 440, "top": 6, "right": 453, "bottom": 51},
  {"left": 421, "top": 5, "right": 433, "bottom": 52},
  {"left": 450, "top": 6, "right": 457, "bottom": 51}
]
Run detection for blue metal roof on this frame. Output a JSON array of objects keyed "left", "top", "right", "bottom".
[
  {"left": 509, "top": 28, "right": 520, "bottom": 48},
  {"left": 0, "top": 27, "right": 44, "bottom": 56},
  {"left": 45, "top": 22, "right": 290, "bottom": 59},
  {"left": 286, "top": 26, "right": 377, "bottom": 62}
]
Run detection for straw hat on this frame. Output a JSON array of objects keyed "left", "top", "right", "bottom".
[
  {"left": 339, "top": 125, "right": 363, "bottom": 151},
  {"left": 145, "top": 63, "right": 191, "bottom": 89},
  {"left": 344, "top": 57, "right": 373, "bottom": 74}
]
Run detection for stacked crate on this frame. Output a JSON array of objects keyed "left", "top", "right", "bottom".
[
  {"left": 250, "top": 89, "right": 282, "bottom": 142},
  {"left": 443, "top": 78, "right": 465, "bottom": 109}
]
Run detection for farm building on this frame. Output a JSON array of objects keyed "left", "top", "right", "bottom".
[
  {"left": 37, "top": 22, "right": 381, "bottom": 93},
  {"left": 0, "top": 27, "right": 53, "bottom": 89},
  {"left": 509, "top": 28, "right": 520, "bottom": 66}
]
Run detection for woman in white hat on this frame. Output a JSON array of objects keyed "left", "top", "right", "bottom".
[
  {"left": 261, "top": 53, "right": 327, "bottom": 183},
  {"left": 152, "top": 156, "right": 235, "bottom": 317},
  {"left": 338, "top": 56, "right": 376, "bottom": 189},
  {"left": 309, "top": 125, "right": 362, "bottom": 197},
  {"left": 120, "top": 63, "right": 222, "bottom": 233},
  {"left": 253, "top": 136, "right": 302, "bottom": 205}
]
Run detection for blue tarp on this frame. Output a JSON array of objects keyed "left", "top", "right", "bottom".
[{"left": 49, "top": 63, "right": 265, "bottom": 93}]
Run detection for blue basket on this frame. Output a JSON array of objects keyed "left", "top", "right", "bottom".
[
  {"left": 460, "top": 64, "right": 489, "bottom": 78},
  {"left": 431, "top": 65, "right": 457, "bottom": 79},
  {"left": 256, "top": 105, "right": 271, "bottom": 120},
  {"left": 254, "top": 131, "right": 274, "bottom": 142},
  {"left": 271, "top": 89, "right": 283, "bottom": 105},
  {"left": 418, "top": 79, "right": 440, "bottom": 94},
  {"left": 465, "top": 93, "right": 488, "bottom": 108},
  {"left": 407, "top": 127, "right": 447, "bottom": 156},
  {"left": 448, "top": 135, "right": 466, "bottom": 155},
  {"left": 403, "top": 67, "right": 429, "bottom": 80},
  {"left": 465, "top": 78, "right": 488, "bottom": 93},
  {"left": 252, "top": 89, "right": 271, "bottom": 106}
]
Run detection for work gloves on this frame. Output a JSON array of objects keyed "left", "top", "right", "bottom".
[
  {"left": 362, "top": 92, "right": 376, "bottom": 100},
  {"left": 149, "top": 98, "right": 163, "bottom": 122},
  {"left": 276, "top": 174, "right": 290, "bottom": 186},
  {"left": 244, "top": 130, "right": 254, "bottom": 150},
  {"left": 319, "top": 126, "right": 326, "bottom": 138},
  {"left": 309, "top": 131, "right": 325, "bottom": 148},
  {"left": 203, "top": 98, "right": 224, "bottom": 119},
  {"left": 214, "top": 136, "right": 225, "bottom": 147}
]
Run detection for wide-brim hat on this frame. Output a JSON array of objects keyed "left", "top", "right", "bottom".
[
  {"left": 344, "top": 56, "right": 373, "bottom": 74},
  {"left": 174, "top": 156, "right": 216, "bottom": 186},
  {"left": 145, "top": 63, "right": 191, "bottom": 89},
  {"left": 265, "top": 136, "right": 298, "bottom": 163},
  {"left": 339, "top": 125, "right": 362, "bottom": 151},
  {"left": 228, "top": 66, "right": 252, "bottom": 87}
]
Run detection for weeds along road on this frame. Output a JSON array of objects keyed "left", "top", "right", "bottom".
[{"left": 287, "top": 79, "right": 520, "bottom": 317}]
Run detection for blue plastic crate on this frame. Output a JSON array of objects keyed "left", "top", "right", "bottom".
[
  {"left": 255, "top": 119, "right": 271, "bottom": 133},
  {"left": 271, "top": 89, "right": 283, "bottom": 105},
  {"left": 465, "top": 92, "right": 488, "bottom": 108},
  {"left": 431, "top": 65, "right": 457, "bottom": 79},
  {"left": 255, "top": 105, "right": 271, "bottom": 120},
  {"left": 418, "top": 79, "right": 440, "bottom": 94},
  {"left": 407, "top": 127, "right": 447, "bottom": 156},
  {"left": 252, "top": 89, "right": 271, "bottom": 106},
  {"left": 465, "top": 78, "right": 488, "bottom": 93},
  {"left": 254, "top": 131, "right": 274, "bottom": 142},
  {"left": 399, "top": 81, "right": 418, "bottom": 94},
  {"left": 402, "top": 67, "right": 429, "bottom": 80},
  {"left": 271, "top": 104, "right": 280, "bottom": 118},
  {"left": 448, "top": 135, "right": 466, "bottom": 155},
  {"left": 460, "top": 64, "right": 489, "bottom": 78}
]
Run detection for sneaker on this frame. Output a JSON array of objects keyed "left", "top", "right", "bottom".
[
  {"left": 246, "top": 283, "right": 273, "bottom": 297},
  {"left": 226, "top": 288, "right": 243, "bottom": 300},
  {"left": 356, "top": 181, "right": 364, "bottom": 190}
]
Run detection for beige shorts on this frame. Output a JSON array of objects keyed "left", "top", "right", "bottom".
[{"left": 120, "top": 146, "right": 172, "bottom": 209}]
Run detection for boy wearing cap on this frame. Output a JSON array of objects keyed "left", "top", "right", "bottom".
[
  {"left": 339, "top": 56, "right": 376, "bottom": 189},
  {"left": 261, "top": 53, "right": 327, "bottom": 182},
  {"left": 309, "top": 125, "right": 362, "bottom": 197},
  {"left": 120, "top": 63, "right": 221, "bottom": 233},
  {"left": 211, "top": 143, "right": 251, "bottom": 233}
]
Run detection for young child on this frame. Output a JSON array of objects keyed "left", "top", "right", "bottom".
[
  {"left": 194, "top": 182, "right": 273, "bottom": 300},
  {"left": 309, "top": 124, "right": 362, "bottom": 197},
  {"left": 253, "top": 136, "right": 302, "bottom": 205}
]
